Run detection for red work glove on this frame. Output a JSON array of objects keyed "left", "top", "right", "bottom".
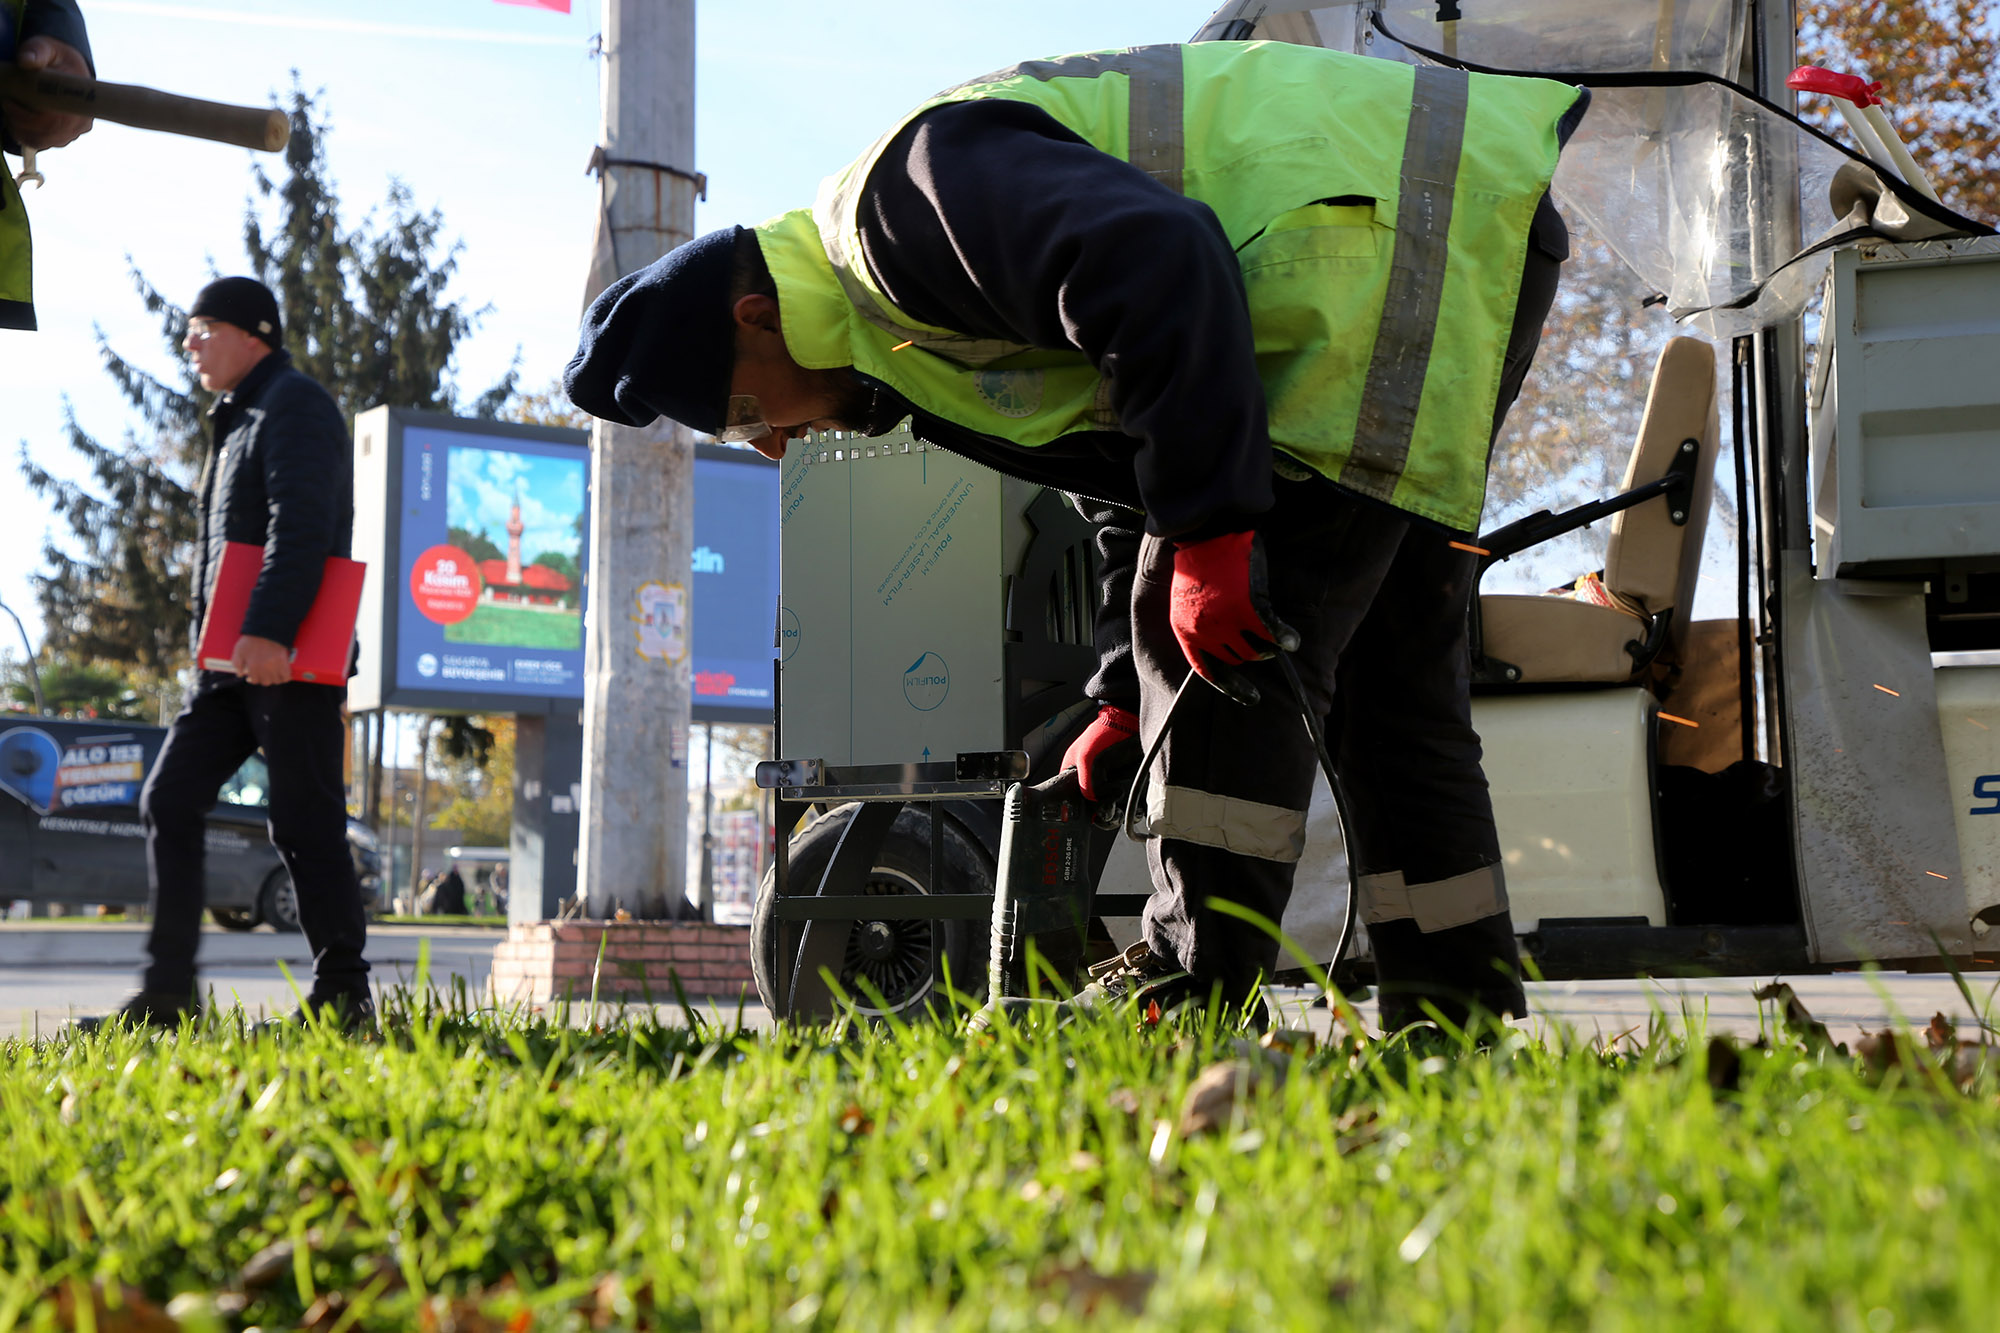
[
  {"left": 1060, "top": 704, "right": 1139, "bottom": 802},
  {"left": 1170, "top": 530, "right": 1299, "bottom": 695}
]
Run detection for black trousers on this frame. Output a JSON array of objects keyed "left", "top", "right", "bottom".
[
  {"left": 1133, "top": 488, "right": 1523, "bottom": 1017},
  {"left": 1131, "top": 222, "right": 1565, "bottom": 1020},
  {"left": 140, "top": 680, "right": 369, "bottom": 1000}
]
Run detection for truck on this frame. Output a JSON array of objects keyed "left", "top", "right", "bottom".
[{"left": 750, "top": 0, "right": 2000, "bottom": 1021}]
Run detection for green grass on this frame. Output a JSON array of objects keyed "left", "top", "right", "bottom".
[
  {"left": 2, "top": 985, "right": 1998, "bottom": 1331},
  {"left": 445, "top": 602, "right": 582, "bottom": 650}
]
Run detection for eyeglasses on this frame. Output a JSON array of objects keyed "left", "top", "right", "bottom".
[
  {"left": 714, "top": 394, "right": 771, "bottom": 444},
  {"left": 185, "top": 320, "right": 217, "bottom": 344}
]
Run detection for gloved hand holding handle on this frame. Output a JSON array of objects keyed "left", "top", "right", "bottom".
[
  {"left": 1060, "top": 703, "right": 1138, "bottom": 802},
  {"left": 1170, "top": 530, "right": 1299, "bottom": 703}
]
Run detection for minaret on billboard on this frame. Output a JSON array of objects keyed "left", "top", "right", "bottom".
[{"left": 506, "top": 480, "right": 525, "bottom": 586}]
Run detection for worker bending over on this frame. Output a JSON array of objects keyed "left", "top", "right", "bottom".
[{"left": 565, "top": 41, "right": 1586, "bottom": 1030}]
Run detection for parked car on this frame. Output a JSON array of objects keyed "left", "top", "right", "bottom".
[{"left": 0, "top": 716, "right": 382, "bottom": 930}]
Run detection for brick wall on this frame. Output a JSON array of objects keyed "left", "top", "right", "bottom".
[{"left": 489, "top": 921, "right": 756, "bottom": 1005}]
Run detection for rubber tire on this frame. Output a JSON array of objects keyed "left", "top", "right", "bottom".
[
  {"left": 258, "top": 868, "right": 302, "bottom": 934},
  {"left": 751, "top": 803, "right": 992, "bottom": 1021},
  {"left": 209, "top": 906, "right": 258, "bottom": 932}
]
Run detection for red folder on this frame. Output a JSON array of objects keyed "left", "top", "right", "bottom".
[{"left": 195, "top": 541, "right": 367, "bottom": 684}]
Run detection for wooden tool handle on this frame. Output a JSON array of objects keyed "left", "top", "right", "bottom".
[{"left": 0, "top": 66, "right": 288, "bottom": 153}]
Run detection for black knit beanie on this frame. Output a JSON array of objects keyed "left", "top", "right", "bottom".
[
  {"left": 564, "top": 227, "right": 742, "bottom": 434},
  {"left": 188, "top": 276, "right": 282, "bottom": 349}
]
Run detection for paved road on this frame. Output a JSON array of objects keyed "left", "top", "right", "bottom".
[
  {"left": 0, "top": 923, "right": 503, "bottom": 1034},
  {"left": 4, "top": 924, "right": 1992, "bottom": 1041}
]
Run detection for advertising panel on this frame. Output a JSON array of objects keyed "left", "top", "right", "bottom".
[
  {"left": 0, "top": 721, "right": 159, "bottom": 815},
  {"left": 350, "top": 410, "right": 781, "bottom": 721},
  {"left": 691, "top": 448, "right": 781, "bottom": 718},
  {"left": 708, "top": 808, "right": 763, "bottom": 925},
  {"left": 397, "top": 425, "right": 589, "bottom": 701}
]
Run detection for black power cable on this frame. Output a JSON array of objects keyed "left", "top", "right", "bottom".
[{"left": 1119, "top": 651, "right": 1360, "bottom": 990}]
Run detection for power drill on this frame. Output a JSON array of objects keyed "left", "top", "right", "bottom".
[{"left": 987, "top": 769, "right": 1096, "bottom": 1000}]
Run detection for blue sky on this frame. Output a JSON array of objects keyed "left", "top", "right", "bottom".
[
  {"left": 1, "top": 0, "right": 1202, "bottom": 659},
  {"left": 446, "top": 445, "right": 585, "bottom": 563}
]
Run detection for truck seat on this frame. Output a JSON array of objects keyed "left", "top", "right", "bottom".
[{"left": 1478, "top": 336, "right": 1720, "bottom": 685}]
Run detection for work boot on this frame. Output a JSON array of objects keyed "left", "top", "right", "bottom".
[
  {"left": 74, "top": 988, "right": 202, "bottom": 1034},
  {"left": 1369, "top": 912, "right": 1528, "bottom": 1037},
  {"left": 258, "top": 990, "right": 377, "bottom": 1038},
  {"left": 976, "top": 941, "right": 1268, "bottom": 1033}
]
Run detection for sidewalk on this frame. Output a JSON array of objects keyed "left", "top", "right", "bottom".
[{"left": 0, "top": 921, "right": 501, "bottom": 969}]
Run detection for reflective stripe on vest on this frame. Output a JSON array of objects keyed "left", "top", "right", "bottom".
[{"left": 1344, "top": 65, "right": 1469, "bottom": 503}]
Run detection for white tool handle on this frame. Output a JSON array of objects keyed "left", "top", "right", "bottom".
[
  {"left": 1831, "top": 98, "right": 1900, "bottom": 178},
  {"left": 1859, "top": 102, "right": 1941, "bottom": 202}
]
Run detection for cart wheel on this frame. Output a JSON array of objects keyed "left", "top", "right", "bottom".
[
  {"left": 209, "top": 906, "right": 258, "bottom": 932},
  {"left": 751, "top": 803, "right": 992, "bottom": 1021}
]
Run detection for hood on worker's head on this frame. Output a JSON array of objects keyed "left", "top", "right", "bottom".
[{"left": 564, "top": 226, "right": 743, "bottom": 434}]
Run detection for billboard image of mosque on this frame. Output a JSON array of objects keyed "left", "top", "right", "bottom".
[{"left": 443, "top": 445, "right": 586, "bottom": 650}]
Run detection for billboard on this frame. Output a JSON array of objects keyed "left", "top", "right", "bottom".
[
  {"left": 350, "top": 409, "right": 778, "bottom": 719},
  {"left": 689, "top": 446, "right": 780, "bottom": 718},
  {"left": 400, "top": 424, "right": 588, "bottom": 699},
  {"left": 0, "top": 722, "right": 158, "bottom": 815}
]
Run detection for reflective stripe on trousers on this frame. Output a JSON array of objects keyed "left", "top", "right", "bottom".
[
  {"left": 1142, "top": 783, "right": 1308, "bottom": 864},
  {"left": 1356, "top": 863, "right": 1510, "bottom": 934}
]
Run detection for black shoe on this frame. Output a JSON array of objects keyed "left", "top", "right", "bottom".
[
  {"left": 1368, "top": 911, "right": 1527, "bottom": 1036},
  {"left": 1377, "top": 988, "right": 1523, "bottom": 1043},
  {"left": 259, "top": 991, "right": 377, "bottom": 1037},
  {"left": 74, "top": 989, "right": 201, "bottom": 1034},
  {"left": 1059, "top": 941, "right": 1268, "bottom": 1032}
]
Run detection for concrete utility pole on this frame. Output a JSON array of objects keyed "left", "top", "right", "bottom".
[{"left": 578, "top": 0, "right": 698, "bottom": 918}]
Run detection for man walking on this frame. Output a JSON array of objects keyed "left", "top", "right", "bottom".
[
  {"left": 96, "top": 277, "right": 371, "bottom": 1031},
  {"left": 565, "top": 42, "right": 1584, "bottom": 1030}
]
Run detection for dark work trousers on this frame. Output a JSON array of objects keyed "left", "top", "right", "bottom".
[
  {"left": 140, "top": 680, "right": 369, "bottom": 1001},
  {"left": 1131, "top": 222, "right": 1565, "bottom": 1022},
  {"left": 1133, "top": 492, "right": 1522, "bottom": 1018}
]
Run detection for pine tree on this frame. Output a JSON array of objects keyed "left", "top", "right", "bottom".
[
  {"left": 19, "top": 85, "right": 517, "bottom": 682},
  {"left": 19, "top": 278, "right": 208, "bottom": 683}
]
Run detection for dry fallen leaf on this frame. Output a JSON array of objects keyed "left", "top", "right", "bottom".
[
  {"left": 1857, "top": 1024, "right": 1995, "bottom": 1092},
  {"left": 54, "top": 1282, "right": 181, "bottom": 1333},
  {"left": 1333, "top": 1105, "right": 1383, "bottom": 1155},
  {"left": 1179, "top": 1057, "right": 1285, "bottom": 1136},
  {"left": 1752, "top": 982, "right": 1838, "bottom": 1050},
  {"left": 1037, "top": 1262, "right": 1157, "bottom": 1316},
  {"left": 1261, "top": 1027, "right": 1317, "bottom": 1058},
  {"left": 236, "top": 1240, "right": 294, "bottom": 1290},
  {"left": 1944, "top": 1041, "right": 1992, "bottom": 1090},
  {"left": 590, "top": 1273, "right": 655, "bottom": 1330},
  {"left": 416, "top": 1294, "right": 510, "bottom": 1333},
  {"left": 301, "top": 1291, "right": 347, "bottom": 1331}
]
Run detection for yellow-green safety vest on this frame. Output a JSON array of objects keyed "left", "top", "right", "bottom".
[
  {"left": 1, "top": 0, "right": 34, "bottom": 330},
  {"left": 753, "top": 41, "right": 1584, "bottom": 531}
]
